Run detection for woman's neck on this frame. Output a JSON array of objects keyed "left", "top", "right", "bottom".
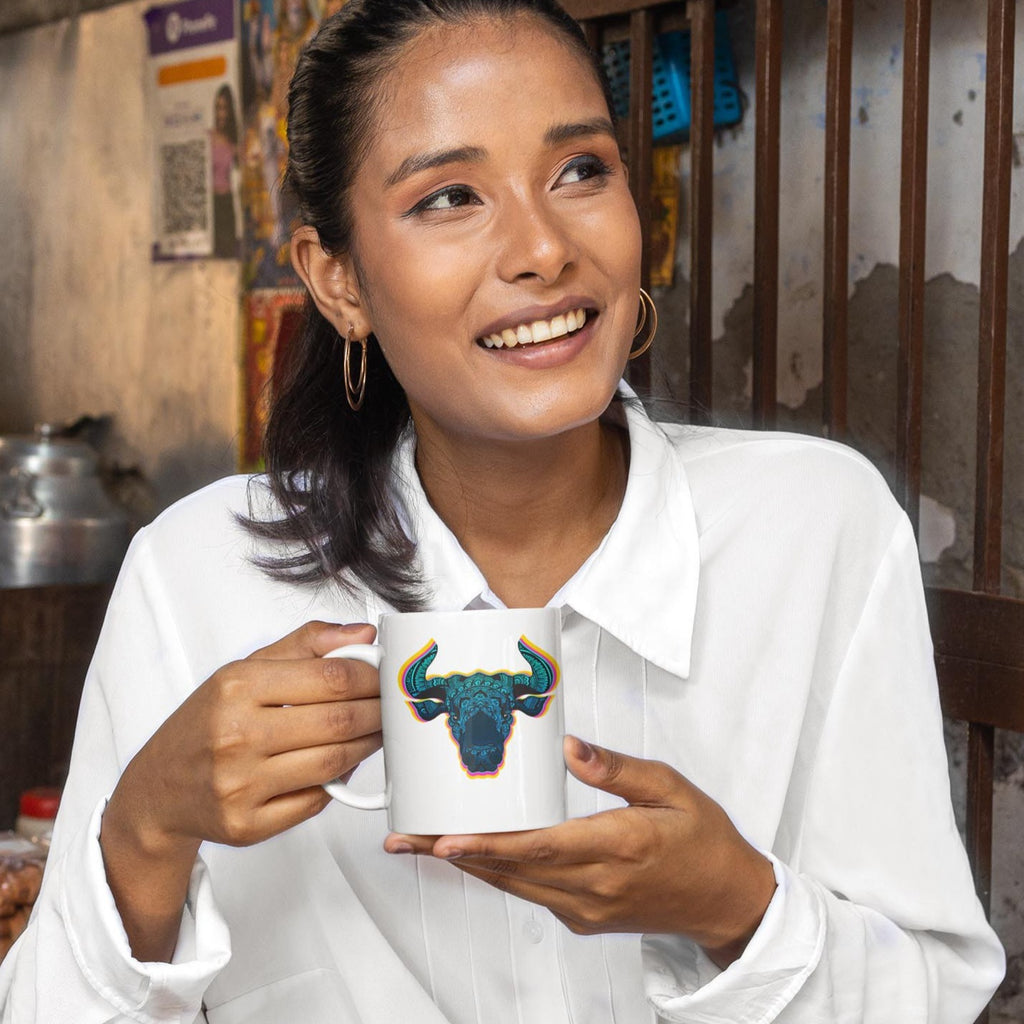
[{"left": 412, "top": 417, "right": 629, "bottom": 608}]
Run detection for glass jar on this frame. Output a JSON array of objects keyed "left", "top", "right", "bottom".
[{"left": 15, "top": 788, "right": 60, "bottom": 847}]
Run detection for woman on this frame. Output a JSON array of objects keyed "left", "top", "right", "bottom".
[
  {"left": 0, "top": 1, "right": 1003, "bottom": 1020},
  {"left": 210, "top": 84, "right": 239, "bottom": 258}
]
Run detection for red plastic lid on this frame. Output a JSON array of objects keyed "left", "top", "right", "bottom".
[{"left": 18, "top": 787, "right": 61, "bottom": 820}]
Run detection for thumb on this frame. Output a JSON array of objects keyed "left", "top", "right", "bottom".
[{"left": 563, "top": 736, "right": 689, "bottom": 809}]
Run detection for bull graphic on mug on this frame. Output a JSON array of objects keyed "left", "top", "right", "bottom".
[{"left": 398, "top": 636, "right": 560, "bottom": 776}]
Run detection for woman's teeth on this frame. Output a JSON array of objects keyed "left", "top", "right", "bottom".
[{"left": 480, "top": 307, "right": 588, "bottom": 349}]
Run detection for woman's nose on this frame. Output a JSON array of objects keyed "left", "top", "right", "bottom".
[{"left": 495, "top": 196, "right": 575, "bottom": 285}]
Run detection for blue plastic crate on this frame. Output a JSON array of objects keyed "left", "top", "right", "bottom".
[{"left": 602, "top": 11, "right": 742, "bottom": 141}]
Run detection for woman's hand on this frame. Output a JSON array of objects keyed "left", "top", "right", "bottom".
[
  {"left": 384, "top": 737, "right": 777, "bottom": 968},
  {"left": 100, "top": 620, "right": 381, "bottom": 961}
]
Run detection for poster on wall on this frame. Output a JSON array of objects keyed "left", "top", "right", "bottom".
[
  {"left": 240, "top": 0, "right": 348, "bottom": 289},
  {"left": 240, "top": 288, "right": 307, "bottom": 470},
  {"left": 145, "top": 0, "right": 241, "bottom": 260},
  {"left": 236, "top": 1, "right": 348, "bottom": 468}
]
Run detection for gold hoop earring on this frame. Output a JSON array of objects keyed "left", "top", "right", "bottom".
[
  {"left": 629, "top": 288, "right": 658, "bottom": 360},
  {"left": 344, "top": 325, "right": 368, "bottom": 411}
]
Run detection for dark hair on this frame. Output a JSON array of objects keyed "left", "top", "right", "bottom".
[{"left": 245, "top": 0, "right": 615, "bottom": 611}]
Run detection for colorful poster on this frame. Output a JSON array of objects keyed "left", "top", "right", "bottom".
[
  {"left": 145, "top": 0, "right": 241, "bottom": 260},
  {"left": 236, "top": 2, "right": 349, "bottom": 468},
  {"left": 239, "top": 288, "right": 307, "bottom": 470},
  {"left": 240, "top": 0, "right": 348, "bottom": 289}
]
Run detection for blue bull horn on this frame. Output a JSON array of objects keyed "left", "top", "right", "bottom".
[
  {"left": 400, "top": 641, "right": 448, "bottom": 721},
  {"left": 512, "top": 638, "right": 557, "bottom": 716}
]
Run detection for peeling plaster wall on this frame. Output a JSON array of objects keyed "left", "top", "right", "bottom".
[
  {"left": 0, "top": 1, "right": 240, "bottom": 515},
  {"left": 650, "top": 0, "right": 1024, "bottom": 1014},
  {"left": 654, "top": 0, "right": 1024, "bottom": 407}
]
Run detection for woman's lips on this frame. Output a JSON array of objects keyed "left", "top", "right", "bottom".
[
  {"left": 477, "top": 306, "right": 593, "bottom": 349},
  {"left": 476, "top": 308, "right": 599, "bottom": 368}
]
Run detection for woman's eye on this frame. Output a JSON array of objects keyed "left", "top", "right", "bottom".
[
  {"left": 558, "top": 155, "right": 613, "bottom": 186},
  {"left": 410, "top": 185, "right": 481, "bottom": 215}
]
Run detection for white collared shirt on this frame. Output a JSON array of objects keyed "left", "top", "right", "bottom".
[{"left": 0, "top": 398, "right": 1004, "bottom": 1023}]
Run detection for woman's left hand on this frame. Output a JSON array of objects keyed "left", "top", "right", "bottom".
[{"left": 384, "top": 736, "right": 777, "bottom": 968}]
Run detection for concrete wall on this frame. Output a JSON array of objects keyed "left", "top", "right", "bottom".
[
  {"left": 0, "top": 0, "right": 240, "bottom": 517},
  {"left": 0, "top": 0, "right": 131, "bottom": 36}
]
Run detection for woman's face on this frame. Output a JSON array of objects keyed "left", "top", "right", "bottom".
[{"left": 346, "top": 15, "right": 642, "bottom": 447}]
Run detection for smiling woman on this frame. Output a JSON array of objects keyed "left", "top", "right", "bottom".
[
  {"left": 0, "top": 1, "right": 1005, "bottom": 1022},
  {"left": 265, "top": 3, "right": 641, "bottom": 610}
]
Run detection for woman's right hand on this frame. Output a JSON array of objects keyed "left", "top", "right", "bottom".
[{"left": 99, "top": 620, "right": 381, "bottom": 962}]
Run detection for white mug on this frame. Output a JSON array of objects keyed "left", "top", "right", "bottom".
[{"left": 323, "top": 607, "right": 566, "bottom": 835}]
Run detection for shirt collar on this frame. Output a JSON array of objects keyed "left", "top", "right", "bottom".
[{"left": 391, "top": 389, "right": 700, "bottom": 678}]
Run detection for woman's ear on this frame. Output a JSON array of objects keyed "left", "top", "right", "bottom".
[{"left": 290, "top": 226, "right": 372, "bottom": 338}]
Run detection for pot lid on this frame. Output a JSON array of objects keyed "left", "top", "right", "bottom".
[{"left": 0, "top": 424, "right": 100, "bottom": 477}]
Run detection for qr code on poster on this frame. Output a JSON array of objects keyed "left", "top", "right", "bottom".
[{"left": 160, "top": 140, "right": 208, "bottom": 235}]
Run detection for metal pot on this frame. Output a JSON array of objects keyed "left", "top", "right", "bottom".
[{"left": 0, "top": 424, "right": 131, "bottom": 588}]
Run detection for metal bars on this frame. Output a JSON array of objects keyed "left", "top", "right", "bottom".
[
  {"left": 895, "top": 0, "right": 932, "bottom": 535},
  {"left": 965, "top": 0, "right": 1017, "bottom": 927},
  {"left": 752, "top": 0, "right": 782, "bottom": 429},
  {"left": 823, "top": 0, "right": 853, "bottom": 439},
  {"left": 687, "top": 0, "right": 715, "bottom": 423},
  {"left": 975, "top": 0, "right": 1015, "bottom": 597}
]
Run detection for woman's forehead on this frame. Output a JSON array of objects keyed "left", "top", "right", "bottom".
[{"left": 364, "top": 15, "right": 608, "bottom": 163}]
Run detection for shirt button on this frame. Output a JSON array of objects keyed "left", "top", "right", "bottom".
[{"left": 523, "top": 919, "right": 544, "bottom": 944}]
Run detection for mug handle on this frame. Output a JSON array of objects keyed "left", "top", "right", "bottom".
[{"left": 321, "top": 643, "right": 388, "bottom": 810}]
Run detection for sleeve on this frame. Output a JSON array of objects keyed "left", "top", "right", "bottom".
[
  {"left": 641, "top": 514, "right": 1006, "bottom": 1024},
  {"left": 0, "top": 536, "right": 232, "bottom": 1024}
]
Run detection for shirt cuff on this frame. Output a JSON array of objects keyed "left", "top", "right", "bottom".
[
  {"left": 642, "top": 854, "right": 825, "bottom": 1024},
  {"left": 57, "top": 798, "right": 231, "bottom": 1023}
]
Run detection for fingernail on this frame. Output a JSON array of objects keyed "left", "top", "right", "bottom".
[
  {"left": 443, "top": 848, "right": 464, "bottom": 861},
  {"left": 388, "top": 842, "right": 414, "bottom": 855},
  {"left": 573, "top": 737, "right": 595, "bottom": 762}
]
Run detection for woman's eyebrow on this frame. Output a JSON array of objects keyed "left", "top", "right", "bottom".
[
  {"left": 383, "top": 118, "right": 617, "bottom": 189},
  {"left": 543, "top": 117, "right": 617, "bottom": 146},
  {"left": 384, "top": 145, "right": 486, "bottom": 189}
]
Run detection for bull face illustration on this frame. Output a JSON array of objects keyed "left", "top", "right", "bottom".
[{"left": 398, "top": 636, "right": 559, "bottom": 776}]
